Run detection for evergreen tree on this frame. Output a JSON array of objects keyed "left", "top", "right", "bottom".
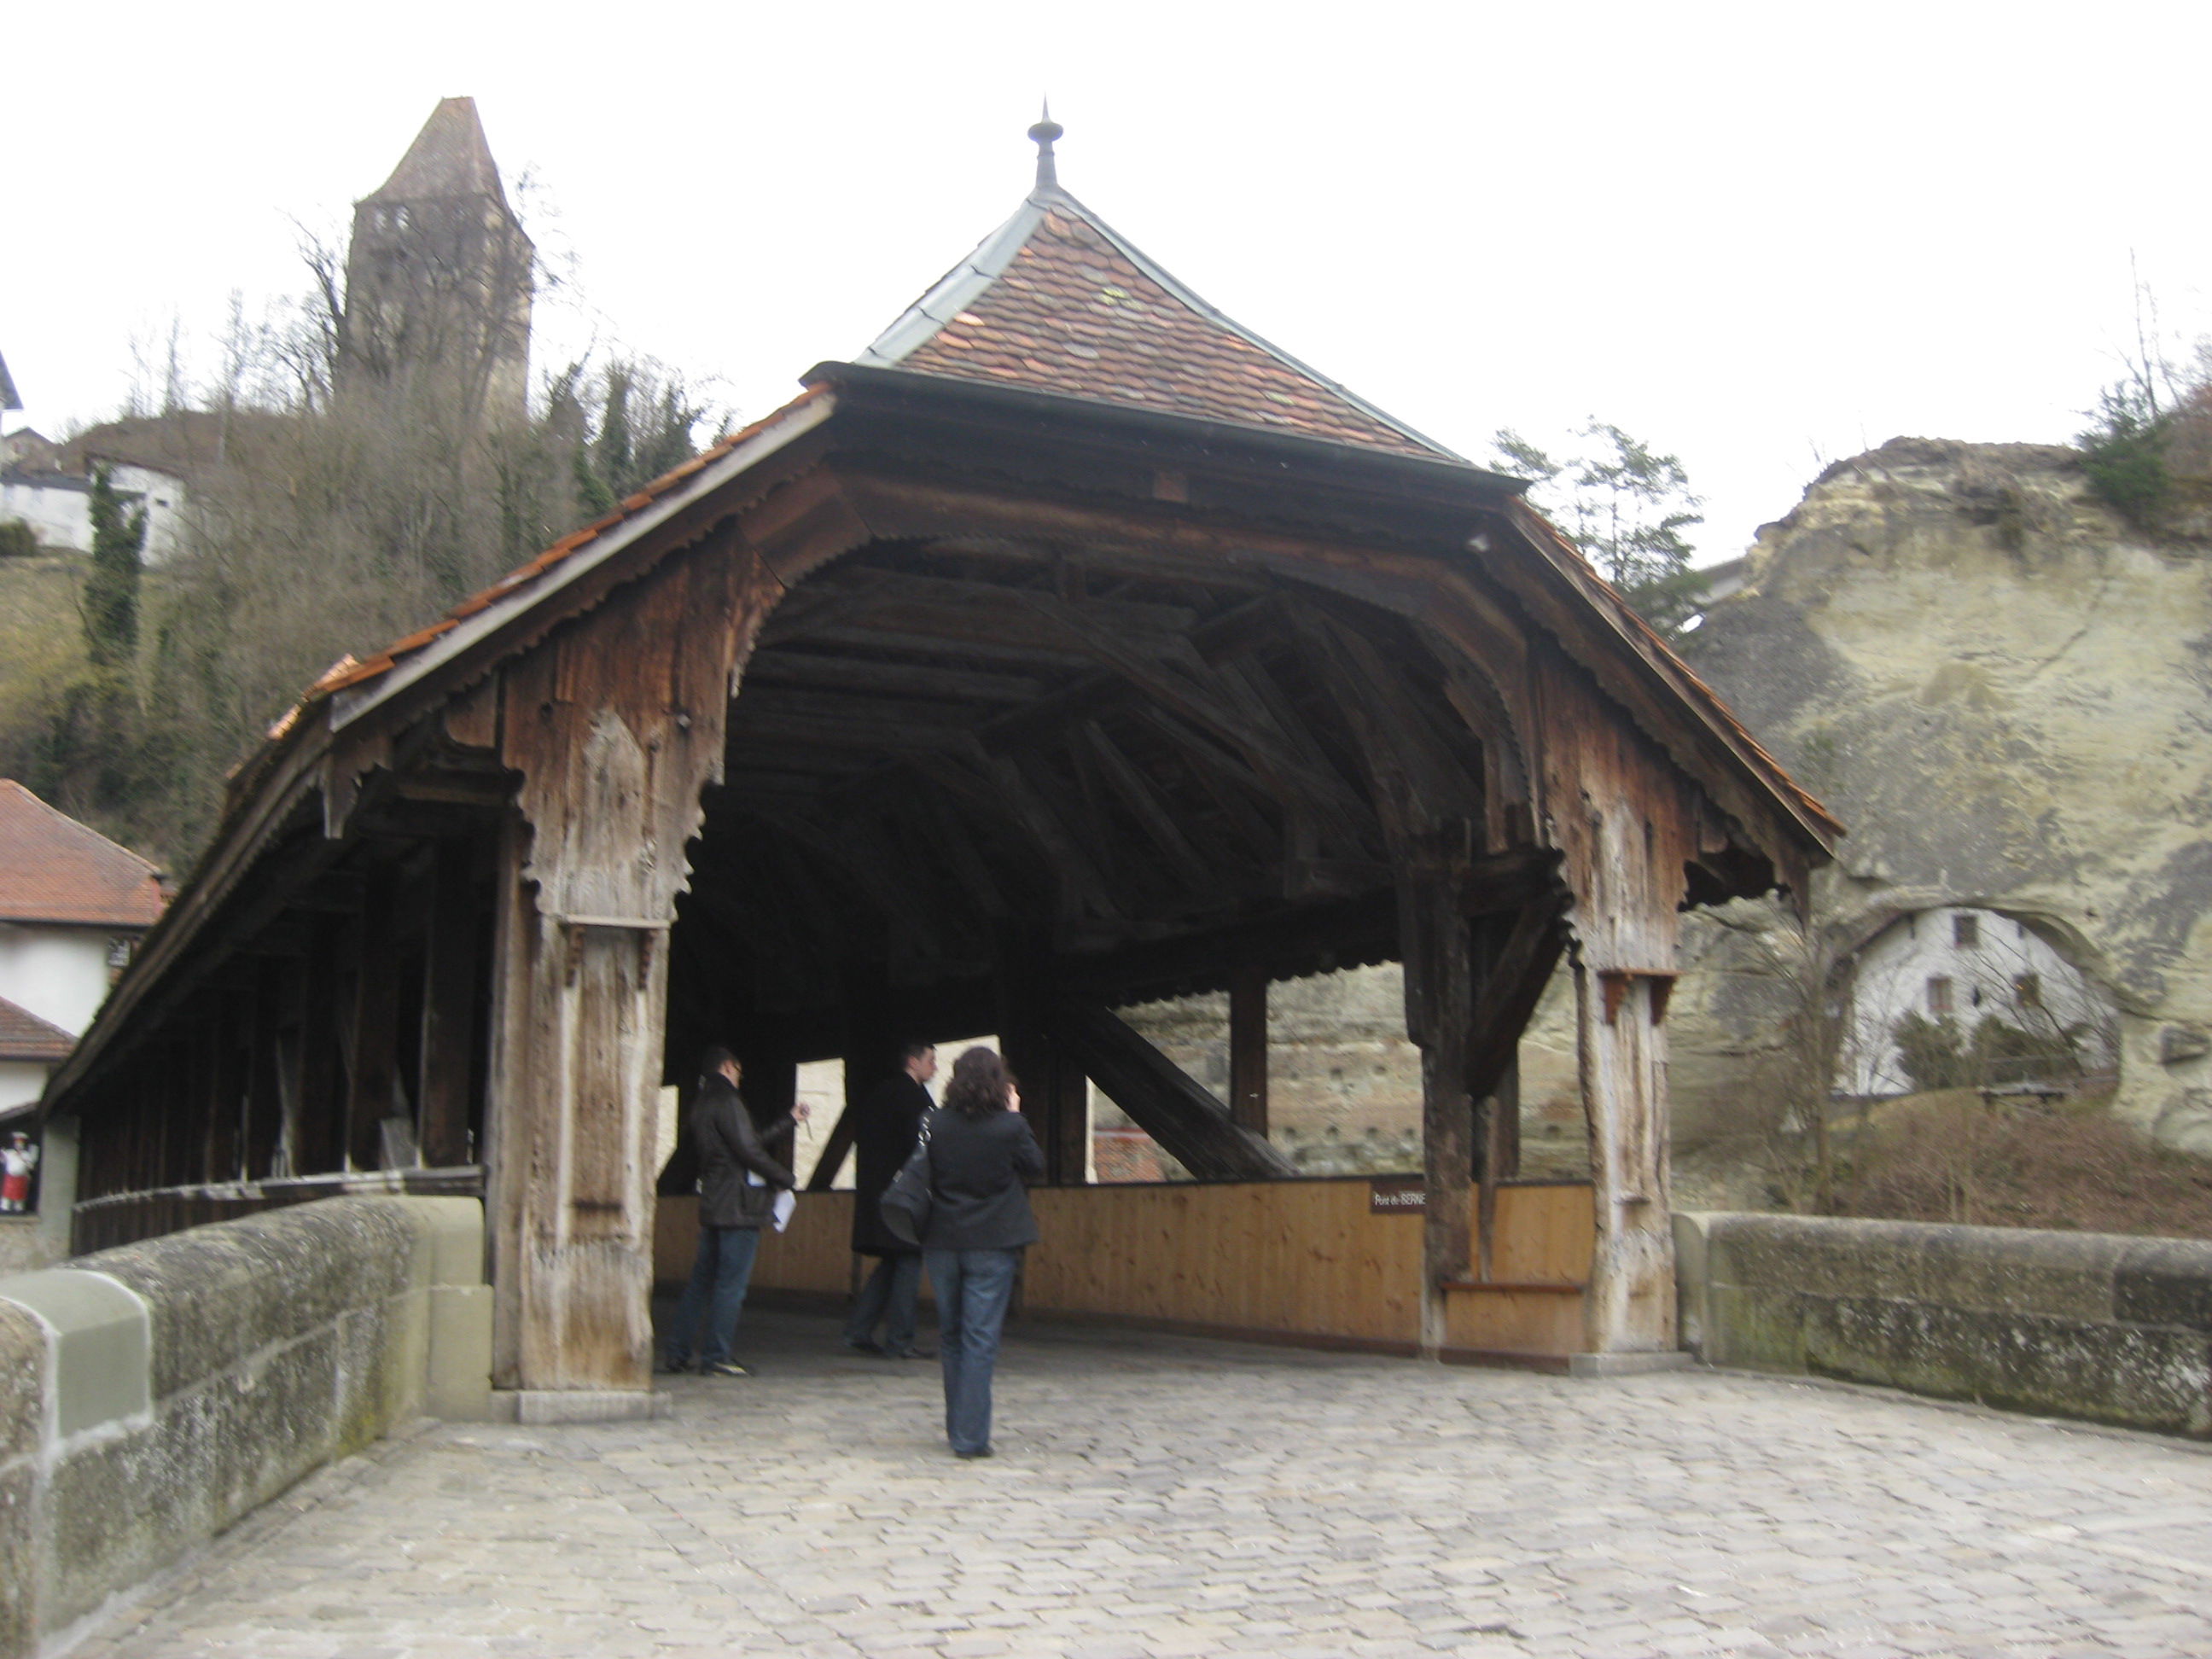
[
  {"left": 82, "top": 466, "right": 146, "bottom": 667},
  {"left": 1490, "top": 422, "right": 1707, "bottom": 631}
]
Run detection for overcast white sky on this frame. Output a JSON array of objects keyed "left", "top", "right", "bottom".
[{"left": 9, "top": 0, "right": 2209, "bottom": 562}]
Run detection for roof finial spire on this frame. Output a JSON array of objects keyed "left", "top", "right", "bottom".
[{"left": 1027, "top": 100, "right": 1063, "bottom": 193}]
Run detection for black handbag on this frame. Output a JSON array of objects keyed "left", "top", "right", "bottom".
[{"left": 878, "top": 1111, "right": 935, "bottom": 1247}]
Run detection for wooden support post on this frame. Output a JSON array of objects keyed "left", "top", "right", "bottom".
[
  {"left": 1048, "top": 1003, "right": 1294, "bottom": 1182},
  {"left": 163, "top": 1041, "right": 195, "bottom": 1187},
  {"left": 207, "top": 997, "right": 249, "bottom": 1184},
  {"left": 484, "top": 544, "right": 754, "bottom": 1401},
  {"left": 294, "top": 916, "right": 347, "bottom": 1174},
  {"left": 418, "top": 835, "right": 483, "bottom": 1167},
  {"left": 1228, "top": 964, "right": 1269, "bottom": 1138},
  {"left": 812, "top": 964, "right": 891, "bottom": 1190},
  {"left": 1475, "top": 1054, "right": 1519, "bottom": 1284},
  {"left": 1575, "top": 964, "right": 1677, "bottom": 1351},
  {"left": 346, "top": 866, "right": 403, "bottom": 1171},
  {"left": 243, "top": 958, "right": 287, "bottom": 1179},
  {"left": 486, "top": 828, "right": 675, "bottom": 1393},
  {"left": 997, "top": 929, "right": 1091, "bottom": 1185},
  {"left": 1400, "top": 868, "right": 1474, "bottom": 1353},
  {"left": 1045, "top": 1058, "right": 1089, "bottom": 1186}
]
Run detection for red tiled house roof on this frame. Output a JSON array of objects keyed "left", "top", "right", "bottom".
[
  {"left": 857, "top": 125, "right": 1449, "bottom": 459},
  {"left": 0, "top": 781, "right": 166, "bottom": 928},
  {"left": 0, "top": 995, "right": 75, "bottom": 1064}
]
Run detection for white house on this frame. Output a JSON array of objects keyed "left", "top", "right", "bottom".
[
  {"left": 0, "top": 782, "right": 166, "bottom": 1115},
  {"left": 1843, "top": 905, "right": 2116, "bottom": 1097},
  {"left": 0, "top": 414, "right": 212, "bottom": 564}
]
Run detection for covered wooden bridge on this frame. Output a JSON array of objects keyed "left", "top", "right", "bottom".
[{"left": 41, "top": 125, "right": 1836, "bottom": 1407}]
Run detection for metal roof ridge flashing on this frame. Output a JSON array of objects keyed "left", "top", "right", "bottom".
[{"left": 857, "top": 196, "right": 1049, "bottom": 367}]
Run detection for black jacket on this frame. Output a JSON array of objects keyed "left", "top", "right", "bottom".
[
  {"left": 850, "top": 1073, "right": 933, "bottom": 1255},
  {"left": 694, "top": 1076, "right": 795, "bottom": 1229},
  {"left": 917, "top": 1107, "right": 1045, "bottom": 1251}
]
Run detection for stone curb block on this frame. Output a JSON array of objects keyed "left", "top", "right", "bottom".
[{"left": 1675, "top": 1209, "right": 2212, "bottom": 1437}]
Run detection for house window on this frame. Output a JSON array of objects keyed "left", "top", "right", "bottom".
[
  {"left": 2014, "top": 973, "right": 2042, "bottom": 1007},
  {"left": 1927, "top": 976, "right": 1954, "bottom": 1016},
  {"left": 1953, "top": 914, "right": 1980, "bottom": 950}
]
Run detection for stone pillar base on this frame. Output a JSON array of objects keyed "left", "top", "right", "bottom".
[
  {"left": 1568, "top": 1350, "right": 1694, "bottom": 1379},
  {"left": 492, "top": 1388, "right": 677, "bottom": 1424}
]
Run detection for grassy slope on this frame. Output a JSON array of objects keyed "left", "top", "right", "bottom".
[{"left": 0, "top": 556, "right": 86, "bottom": 755}]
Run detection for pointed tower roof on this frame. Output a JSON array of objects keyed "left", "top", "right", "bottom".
[
  {"left": 364, "top": 96, "right": 510, "bottom": 207},
  {"left": 859, "top": 116, "right": 1452, "bottom": 459}
]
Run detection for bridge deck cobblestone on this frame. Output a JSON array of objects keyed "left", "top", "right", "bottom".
[{"left": 72, "top": 1309, "right": 2212, "bottom": 1658}]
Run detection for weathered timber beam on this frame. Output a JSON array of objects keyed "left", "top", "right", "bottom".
[
  {"left": 1229, "top": 964, "right": 1268, "bottom": 1137},
  {"left": 1294, "top": 608, "right": 1485, "bottom": 853},
  {"left": 789, "top": 623, "right": 1097, "bottom": 672},
  {"left": 915, "top": 535, "right": 1278, "bottom": 597},
  {"left": 724, "top": 710, "right": 983, "bottom": 753},
  {"left": 729, "top": 684, "right": 987, "bottom": 731},
  {"left": 977, "top": 753, "right": 1116, "bottom": 924},
  {"left": 858, "top": 568, "right": 1202, "bottom": 634},
  {"left": 1059, "top": 891, "right": 1398, "bottom": 1005},
  {"left": 1048, "top": 1002, "right": 1294, "bottom": 1182},
  {"left": 1465, "top": 900, "right": 1571, "bottom": 1106},
  {"left": 914, "top": 781, "right": 1016, "bottom": 919},
  {"left": 1004, "top": 596, "right": 1372, "bottom": 830},
  {"left": 1079, "top": 721, "right": 1217, "bottom": 892},
  {"left": 976, "top": 596, "right": 1280, "bottom": 751},
  {"left": 740, "top": 650, "right": 1044, "bottom": 704}
]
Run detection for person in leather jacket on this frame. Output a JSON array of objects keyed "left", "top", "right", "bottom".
[{"left": 661, "top": 1045, "right": 803, "bottom": 1377}]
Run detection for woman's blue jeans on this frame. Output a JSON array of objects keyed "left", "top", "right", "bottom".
[
  {"left": 923, "top": 1247, "right": 1020, "bottom": 1453},
  {"left": 667, "top": 1224, "right": 762, "bottom": 1365}
]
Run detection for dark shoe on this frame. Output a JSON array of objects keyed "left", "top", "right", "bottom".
[
  {"left": 887, "top": 1346, "right": 936, "bottom": 1359},
  {"left": 657, "top": 1354, "right": 692, "bottom": 1375},
  {"left": 701, "top": 1359, "right": 751, "bottom": 1377},
  {"left": 953, "top": 1445, "right": 993, "bottom": 1459},
  {"left": 844, "top": 1338, "right": 884, "bottom": 1355}
]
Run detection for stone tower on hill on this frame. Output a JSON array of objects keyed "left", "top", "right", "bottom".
[{"left": 340, "top": 97, "right": 533, "bottom": 427}]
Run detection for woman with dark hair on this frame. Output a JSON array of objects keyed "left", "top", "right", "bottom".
[
  {"left": 918, "top": 1046, "right": 1045, "bottom": 1458},
  {"left": 661, "top": 1045, "right": 804, "bottom": 1377}
]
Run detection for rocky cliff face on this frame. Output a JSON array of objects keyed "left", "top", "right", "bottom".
[{"left": 1674, "top": 436, "right": 2212, "bottom": 1155}]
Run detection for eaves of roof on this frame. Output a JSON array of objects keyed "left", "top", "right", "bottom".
[
  {"left": 0, "top": 994, "right": 74, "bottom": 1063},
  {"left": 253, "top": 360, "right": 1831, "bottom": 853}
]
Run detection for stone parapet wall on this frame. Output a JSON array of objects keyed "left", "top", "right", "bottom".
[
  {"left": 1675, "top": 1210, "right": 2212, "bottom": 1438},
  {"left": 0, "top": 1196, "right": 492, "bottom": 1657}
]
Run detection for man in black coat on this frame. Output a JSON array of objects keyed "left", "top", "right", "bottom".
[
  {"left": 843, "top": 1041, "right": 937, "bottom": 1357},
  {"left": 661, "top": 1046, "right": 803, "bottom": 1377}
]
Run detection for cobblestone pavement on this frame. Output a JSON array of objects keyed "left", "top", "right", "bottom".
[{"left": 74, "top": 1308, "right": 2212, "bottom": 1659}]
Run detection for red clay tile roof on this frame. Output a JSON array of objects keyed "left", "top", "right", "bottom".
[
  {"left": 862, "top": 190, "right": 1448, "bottom": 459},
  {"left": 0, "top": 994, "right": 74, "bottom": 1063},
  {"left": 0, "top": 781, "right": 166, "bottom": 928}
]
